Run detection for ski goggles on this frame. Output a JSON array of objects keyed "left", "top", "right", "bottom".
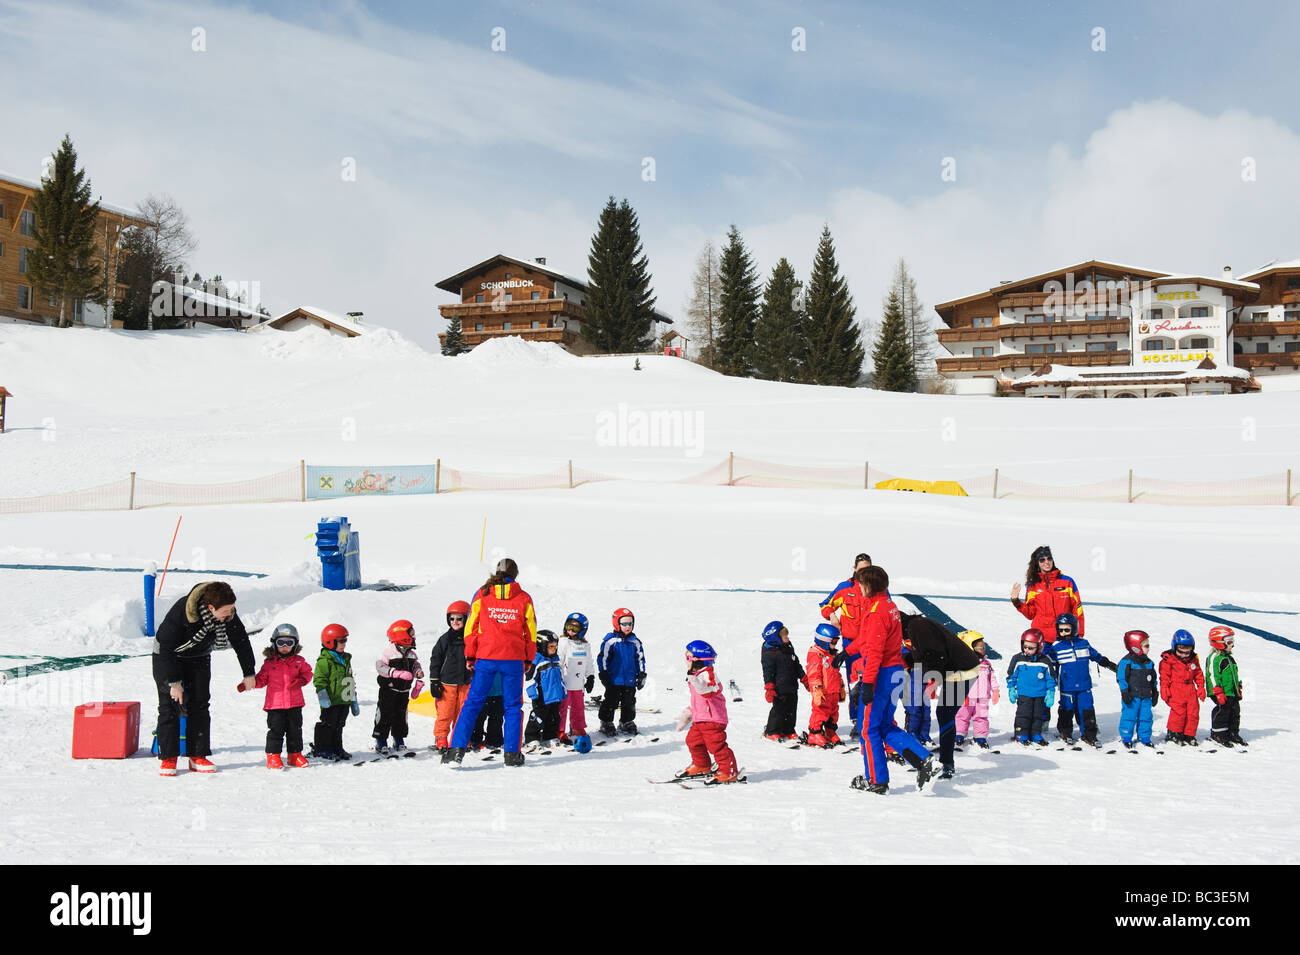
[
  {"left": 448, "top": 615, "right": 466, "bottom": 623},
  {"left": 618, "top": 617, "right": 634, "bottom": 628},
  {"left": 564, "top": 621, "right": 582, "bottom": 633},
  {"left": 274, "top": 637, "right": 297, "bottom": 648}
]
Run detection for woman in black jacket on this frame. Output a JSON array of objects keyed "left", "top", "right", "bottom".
[{"left": 152, "top": 580, "right": 256, "bottom": 774}]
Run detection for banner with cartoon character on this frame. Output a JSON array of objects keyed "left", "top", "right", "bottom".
[{"left": 306, "top": 465, "right": 437, "bottom": 498}]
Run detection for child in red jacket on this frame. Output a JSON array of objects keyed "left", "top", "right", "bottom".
[
  {"left": 1159, "top": 630, "right": 1206, "bottom": 746},
  {"left": 244, "top": 623, "right": 314, "bottom": 768},
  {"left": 805, "top": 624, "right": 846, "bottom": 747}
]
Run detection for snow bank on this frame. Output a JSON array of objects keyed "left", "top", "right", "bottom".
[{"left": 456, "top": 334, "right": 579, "bottom": 368}]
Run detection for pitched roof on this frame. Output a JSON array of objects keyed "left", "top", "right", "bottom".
[{"left": 257, "top": 306, "right": 365, "bottom": 337}]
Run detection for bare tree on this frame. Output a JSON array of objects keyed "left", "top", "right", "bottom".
[
  {"left": 893, "top": 258, "right": 939, "bottom": 385},
  {"left": 684, "top": 241, "right": 722, "bottom": 369},
  {"left": 138, "top": 194, "right": 197, "bottom": 274}
]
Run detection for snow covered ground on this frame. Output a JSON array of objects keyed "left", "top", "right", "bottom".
[{"left": 0, "top": 324, "right": 1296, "bottom": 864}]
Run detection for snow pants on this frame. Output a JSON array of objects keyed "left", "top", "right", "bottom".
[
  {"left": 433, "top": 683, "right": 471, "bottom": 745},
  {"left": 1211, "top": 697, "right": 1240, "bottom": 736},
  {"left": 860, "top": 665, "right": 929, "bottom": 786},
  {"left": 152, "top": 653, "right": 213, "bottom": 759},
  {"left": 373, "top": 686, "right": 411, "bottom": 742},
  {"left": 1058, "top": 690, "right": 1098, "bottom": 741},
  {"left": 903, "top": 667, "right": 933, "bottom": 740},
  {"left": 765, "top": 692, "right": 798, "bottom": 736},
  {"left": 1013, "top": 696, "right": 1047, "bottom": 739},
  {"left": 1119, "top": 698, "right": 1153, "bottom": 744},
  {"left": 313, "top": 704, "right": 349, "bottom": 753},
  {"left": 266, "top": 706, "right": 304, "bottom": 754},
  {"left": 598, "top": 684, "right": 637, "bottom": 726},
  {"left": 558, "top": 689, "right": 587, "bottom": 736},
  {"left": 935, "top": 677, "right": 973, "bottom": 770},
  {"left": 809, "top": 698, "right": 841, "bottom": 735},
  {"left": 1165, "top": 695, "right": 1201, "bottom": 737},
  {"left": 470, "top": 696, "right": 504, "bottom": 748},
  {"left": 954, "top": 700, "right": 989, "bottom": 739},
  {"left": 526, "top": 700, "right": 561, "bottom": 742},
  {"left": 451, "top": 659, "right": 524, "bottom": 753},
  {"left": 686, "top": 720, "right": 737, "bottom": 777}
]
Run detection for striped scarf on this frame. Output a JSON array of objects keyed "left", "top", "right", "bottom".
[{"left": 199, "top": 603, "right": 230, "bottom": 651}]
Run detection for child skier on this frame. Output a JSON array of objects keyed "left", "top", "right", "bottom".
[
  {"left": 428, "top": 601, "right": 472, "bottom": 750},
  {"left": 470, "top": 674, "right": 506, "bottom": 750},
  {"left": 677, "top": 640, "right": 741, "bottom": 783},
  {"left": 1205, "top": 626, "right": 1245, "bottom": 747},
  {"left": 1044, "top": 612, "right": 1117, "bottom": 746},
  {"left": 557, "top": 612, "right": 594, "bottom": 745},
  {"left": 1116, "top": 630, "right": 1158, "bottom": 749},
  {"left": 954, "top": 631, "right": 1000, "bottom": 748},
  {"left": 525, "top": 629, "right": 566, "bottom": 748},
  {"left": 374, "top": 619, "right": 424, "bottom": 753},
  {"left": 310, "top": 623, "right": 358, "bottom": 760},
  {"left": 243, "top": 623, "right": 314, "bottom": 768},
  {"left": 805, "top": 623, "right": 845, "bottom": 747},
  {"left": 901, "top": 633, "right": 934, "bottom": 745},
  {"left": 1006, "top": 629, "right": 1057, "bottom": 745},
  {"left": 1159, "top": 630, "right": 1206, "bottom": 746},
  {"left": 761, "top": 620, "right": 806, "bottom": 742},
  {"left": 597, "top": 607, "right": 647, "bottom": 736}
]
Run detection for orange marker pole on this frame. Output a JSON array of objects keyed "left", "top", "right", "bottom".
[{"left": 157, "top": 515, "right": 183, "bottom": 598}]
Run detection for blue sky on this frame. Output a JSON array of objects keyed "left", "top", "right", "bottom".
[{"left": 3, "top": 0, "right": 1299, "bottom": 347}]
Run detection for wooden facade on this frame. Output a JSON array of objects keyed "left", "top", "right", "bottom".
[{"left": 0, "top": 173, "right": 149, "bottom": 327}]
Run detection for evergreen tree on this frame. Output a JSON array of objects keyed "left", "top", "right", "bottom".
[
  {"left": 894, "top": 258, "right": 938, "bottom": 382},
  {"left": 27, "top": 135, "right": 105, "bottom": 328},
  {"left": 752, "top": 257, "right": 804, "bottom": 381},
  {"left": 872, "top": 286, "right": 917, "bottom": 392},
  {"left": 716, "top": 225, "right": 761, "bottom": 377},
  {"left": 582, "top": 196, "right": 658, "bottom": 353},
  {"left": 442, "top": 315, "right": 469, "bottom": 355},
  {"left": 802, "top": 225, "right": 863, "bottom": 386},
  {"left": 684, "top": 241, "right": 722, "bottom": 369}
]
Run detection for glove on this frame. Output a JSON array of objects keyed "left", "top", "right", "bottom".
[
  {"left": 675, "top": 708, "right": 692, "bottom": 731},
  {"left": 1238, "top": 683, "right": 1244, "bottom": 700},
  {"left": 812, "top": 687, "right": 824, "bottom": 707},
  {"left": 764, "top": 683, "right": 776, "bottom": 703},
  {"left": 636, "top": 672, "right": 646, "bottom": 690},
  {"left": 1121, "top": 690, "right": 1133, "bottom": 705},
  {"left": 1213, "top": 688, "right": 1227, "bottom": 705},
  {"left": 350, "top": 698, "right": 360, "bottom": 716},
  {"left": 860, "top": 683, "right": 874, "bottom": 701},
  {"left": 237, "top": 681, "right": 248, "bottom": 693},
  {"left": 1008, "top": 687, "right": 1018, "bottom": 704},
  {"left": 925, "top": 681, "right": 938, "bottom": 701},
  {"left": 585, "top": 674, "right": 595, "bottom": 693},
  {"left": 832, "top": 650, "right": 848, "bottom": 668},
  {"left": 1198, "top": 690, "right": 1206, "bottom": 702},
  {"left": 1151, "top": 695, "right": 1158, "bottom": 709},
  {"left": 410, "top": 680, "right": 425, "bottom": 700},
  {"left": 391, "top": 669, "right": 413, "bottom": 682},
  {"left": 599, "top": 671, "right": 612, "bottom": 689},
  {"left": 991, "top": 688, "right": 1001, "bottom": 705},
  {"left": 430, "top": 680, "right": 444, "bottom": 700},
  {"left": 1044, "top": 690, "right": 1055, "bottom": 708},
  {"left": 524, "top": 662, "right": 535, "bottom": 680},
  {"left": 317, "top": 688, "right": 332, "bottom": 709},
  {"left": 1103, "top": 659, "right": 1118, "bottom": 673}
]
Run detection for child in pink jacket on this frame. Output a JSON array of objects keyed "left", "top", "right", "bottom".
[
  {"left": 244, "top": 623, "right": 315, "bottom": 768},
  {"left": 954, "top": 633, "right": 999, "bottom": 748},
  {"left": 675, "top": 640, "right": 741, "bottom": 783}
]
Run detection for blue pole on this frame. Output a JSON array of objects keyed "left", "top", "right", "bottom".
[{"left": 144, "top": 560, "right": 157, "bottom": 637}]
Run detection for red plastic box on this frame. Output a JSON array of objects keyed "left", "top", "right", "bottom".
[{"left": 72, "top": 701, "right": 141, "bottom": 759}]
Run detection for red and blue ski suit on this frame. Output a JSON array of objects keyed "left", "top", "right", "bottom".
[{"left": 449, "top": 578, "right": 537, "bottom": 754}]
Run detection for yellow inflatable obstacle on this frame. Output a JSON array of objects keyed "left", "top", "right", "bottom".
[
  {"left": 408, "top": 689, "right": 437, "bottom": 717},
  {"left": 875, "top": 478, "right": 968, "bottom": 497}
]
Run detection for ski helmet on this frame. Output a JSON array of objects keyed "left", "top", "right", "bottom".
[
  {"left": 1020, "top": 628, "right": 1044, "bottom": 651},
  {"left": 813, "top": 623, "right": 841, "bottom": 652},
  {"left": 563, "top": 612, "right": 589, "bottom": 640},
  {"left": 958, "top": 629, "right": 985, "bottom": 652},
  {"left": 1208, "top": 626, "right": 1235, "bottom": 651},
  {"left": 272, "top": 623, "right": 300, "bottom": 652},
  {"left": 536, "top": 628, "right": 559, "bottom": 653},
  {"left": 1123, "top": 630, "right": 1150, "bottom": 655},
  {"left": 1054, "top": 613, "right": 1078, "bottom": 639},
  {"left": 445, "top": 600, "right": 470, "bottom": 626},
  {"left": 685, "top": 640, "right": 716, "bottom": 664},
  {"left": 762, "top": 620, "right": 787, "bottom": 646},
  {"left": 612, "top": 607, "right": 634, "bottom": 631},
  {"left": 320, "top": 623, "right": 349, "bottom": 650},
  {"left": 387, "top": 619, "right": 416, "bottom": 647},
  {"left": 1171, "top": 629, "right": 1195, "bottom": 651}
]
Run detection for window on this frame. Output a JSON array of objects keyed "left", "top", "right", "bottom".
[
  {"left": 0, "top": 202, "right": 4, "bottom": 218},
  {"left": 1285, "top": 342, "right": 1300, "bottom": 353},
  {"left": 971, "top": 316, "right": 993, "bottom": 328},
  {"left": 475, "top": 294, "right": 483, "bottom": 303},
  {"left": 1085, "top": 313, "right": 1110, "bottom": 321},
  {"left": 1185, "top": 337, "right": 1210, "bottom": 349},
  {"left": 1142, "top": 339, "right": 1166, "bottom": 351},
  {"left": 531, "top": 291, "right": 540, "bottom": 300},
  {"left": 474, "top": 323, "right": 483, "bottom": 331},
  {"left": 20, "top": 210, "right": 35, "bottom": 236},
  {"left": 1025, "top": 313, "right": 1049, "bottom": 324},
  {"left": 1025, "top": 343, "right": 1056, "bottom": 354},
  {"left": 973, "top": 346, "right": 993, "bottom": 357},
  {"left": 48, "top": 293, "right": 57, "bottom": 307},
  {"left": 1147, "top": 309, "right": 1164, "bottom": 320},
  {"left": 1287, "top": 277, "right": 1300, "bottom": 289},
  {"left": 1086, "top": 342, "right": 1118, "bottom": 352},
  {"left": 1256, "top": 342, "right": 1269, "bottom": 354},
  {"left": 17, "top": 285, "right": 31, "bottom": 309},
  {"left": 1285, "top": 310, "right": 1299, "bottom": 323},
  {"left": 504, "top": 273, "right": 511, "bottom": 279},
  {"left": 1154, "top": 392, "right": 1178, "bottom": 398},
  {"left": 503, "top": 322, "right": 511, "bottom": 330},
  {"left": 18, "top": 247, "right": 28, "bottom": 273},
  {"left": 1189, "top": 307, "right": 1209, "bottom": 318},
  {"left": 530, "top": 321, "right": 540, "bottom": 329},
  {"left": 504, "top": 293, "right": 512, "bottom": 302},
  {"left": 0, "top": 241, "right": 4, "bottom": 257}
]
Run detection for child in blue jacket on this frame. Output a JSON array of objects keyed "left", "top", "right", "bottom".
[
  {"left": 1044, "top": 612, "right": 1118, "bottom": 746},
  {"left": 597, "top": 607, "right": 647, "bottom": 736},
  {"left": 1116, "top": 630, "right": 1158, "bottom": 749},
  {"left": 1006, "top": 628, "right": 1057, "bottom": 745},
  {"left": 525, "top": 630, "right": 566, "bottom": 747}
]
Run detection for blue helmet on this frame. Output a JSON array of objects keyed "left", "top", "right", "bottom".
[
  {"left": 814, "top": 623, "right": 841, "bottom": 652},
  {"left": 1054, "top": 613, "right": 1078, "bottom": 638},
  {"left": 572, "top": 734, "right": 592, "bottom": 754},
  {"left": 761, "top": 620, "right": 787, "bottom": 646},
  {"left": 1171, "top": 629, "right": 1195, "bottom": 649},
  {"left": 685, "top": 640, "right": 717, "bottom": 664},
  {"left": 563, "top": 612, "right": 588, "bottom": 640}
]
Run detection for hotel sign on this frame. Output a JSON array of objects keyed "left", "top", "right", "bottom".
[
  {"left": 1140, "top": 351, "right": 1216, "bottom": 364},
  {"left": 481, "top": 279, "right": 535, "bottom": 290},
  {"left": 1155, "top": 291, "right": 1196, "bottom": 301},
  {"left": 1138, "top": 319, "right": 1214, "bottom": 334}
]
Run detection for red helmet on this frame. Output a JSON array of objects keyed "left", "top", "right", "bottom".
[
  {"left": 1123, "top": 630, "right": 1150, "bottom": 655},
  {"left": 1208, "top": 626, "right": 1235, "bottom": 650},
  {"left": 387, "top": 619, "right": 415, "bottom": 646},
  {"left": 1020, "top": 628, "right": 1044, "bottom": 649},
  {"left": 612, "top": 607, "right": 634, "bottom": 631},
  {"left": 321, "top": 623, "right": 349, "bottom": 650},
  {"left": 446, "top": 600, "right": 470, "bottom": 625}
]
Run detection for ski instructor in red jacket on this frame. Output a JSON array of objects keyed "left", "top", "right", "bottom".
[{"left": 1011, "top": 545, "right": 1084, "bottom": 642}]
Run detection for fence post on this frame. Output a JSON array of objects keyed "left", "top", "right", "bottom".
[
  {"left": 300, "top": 459, "right": 306, "bottom": 502},
  {"left": 568, "top": 460, "right": 574, "bottom": 489},
  {"left": 128, "top": 471, "right": 136, "bottom": 511},
  {"left": 728, "top": 451, "right": 734, "bottom": 487},
  {"left": 1128, "top": 469, "right": 1134, "bottom": 504},
  {"left": 435, "top": 458, "right": 440, "bottom": 494},
  {"left": 864, "top": 461, "right": 869, "bottom": 490},
  {"left": 992, "top": 467, "right": 999, "bottom": 499},
  {"left": 1288, "top": 468, "right": 1292, "bottom": 506}
]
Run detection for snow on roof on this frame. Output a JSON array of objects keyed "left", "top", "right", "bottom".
[
  {"left": 173, "top": 283, "right": 264, "bottom": 318},
  {"left": 0, "top": 170, "right": 143, "bottom": 221},
  {"left": 1238, "top": 259, "right": 1300, "bottom": 280},
  {"left": 256, "top": 305, "right": 366, "bottom": 337},
  {"left": 1144, "top": 273, "right": 1259, "bottom": 290}
]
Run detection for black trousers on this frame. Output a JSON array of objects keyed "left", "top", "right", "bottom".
[
  {"left": 765, "top": 692, "right": 798, "bottom": 735},
  {"left": 313, "top": 704, "right": 350, "bottom": 752},
  {"left": 471, "top": 696, "right": 505, "bottom": 748},
  {"left": 152, "top": 654, "right": 212, "bottom": 759},
  {"left": 598, "top": 685, "right": 637, "bottom": 724},
  {"left": 1014, "top": 696, "right": 1048, "bottom": 738},
  {"left": 1211, "top": 697, "right": 1241, "bottom": 735},
  {"left": 935, "top": 678, "right": 973, "bottom": 769},
  {"left": 373, "top": 686, "right": 410, "bottom": 741},
  {"left": 267, "top": 707, "right": 304, "bottom": 754},
  {"left": 525, "top": 700, "right": 561, "bottom": 742}
]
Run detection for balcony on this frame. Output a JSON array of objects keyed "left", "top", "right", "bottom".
[
  {"left": 1234, "top": 352, "right": 1300, "bottom": 370},
  {"left": 938, "top": 318, "right": 1130, "bottom": 344},
  {"left": 1280, "top": 289, "right": 1300, "bottom": 305},
  {"left": 439, "top": 296, "right": 586, "bottom": 320},
  {"left": 936, "top": 350, "right": 1132, "bottom": 374},
  {"left": 1232, "top": 320, "right": 1300, "bottom": 338}
]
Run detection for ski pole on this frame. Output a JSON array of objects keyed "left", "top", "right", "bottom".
[
  {"left": 479, "top": 517, "right": 486, "bottom": 562},
  {"left": 157, "top": 515, "right": 183, "bottom": 598}
]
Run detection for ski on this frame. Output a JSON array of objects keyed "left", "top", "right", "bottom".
[
  {"left": 621, "top": 736, "right": 661, "bottom": 744},
  {"left": 648, "top": 768, "right": 716, "bottom": 784},
  {"left": 679, "top": 773, "right": 747, "bottom": 789}
]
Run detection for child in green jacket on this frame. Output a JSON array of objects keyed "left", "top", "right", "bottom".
[
  {"left": 1206, "top": 626, "right": 1245, "bottom": 747},
  {"left": 310, "top": 623, "right": 359, "bottom": 760}
]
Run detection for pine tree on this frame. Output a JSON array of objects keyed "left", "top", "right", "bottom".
[
  {"left": 802, "top": 226, "right": 863, "bottom": 386},
  {"left": 442, "top": 315, "right": 469, "bottom": 355},
  {"left": 582, "top": 197, "right": 658, "bottom": 353},
  {"left": 894, "top": 258, "right": 938, "bottom": 382},
  {"left": 872, "top": 286, "right": 917, "bottom": 392},
  {"left": 684, "top": 241, "right": 722, "bottom": 369},
  {"left": 752, "top": 258, "right": 804, "bottom": 381},
  {"left": 716, "top": 225, "right": 761, "bottom": 377},
  {"left": 27, "top": 135, "right": 105, "bottom": 328}
]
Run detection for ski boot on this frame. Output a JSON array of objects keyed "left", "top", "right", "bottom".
[
  {"left": 902, "top": 751, "right": 937, "bottom": 790},
  {"left": 1210, "top": 732, "right": 1234, "bottom": 748},
  {"left": 1165, "top": 732, "right": 1186, "bottom": 746},
  {"left": 504, "top": 751, "right": 525, "bottom": 767},
  {"left": 1121, "top": 741, "right": 1136, "bottom": 751},
  {"left": 373, "top": 738, "right": 389, "bottom": 754},
  {"left": 764, "top": 733, "right": 783, "bottom": 743},
  {"left": 393, "top": 738, "right": 406, "bottom": 753},
  {"left": 1032, "top": 735, "right": 1048, "bottom": 746},
  {"left": 336, "top": 749, "right": 352, "bottom": 761},
  {"left": 806, "top": 731, "right": 828, "bottom": 748},
  {"left": 1140, "top": 741, "right": 1156, "bottom": 749},
  {"left": 556, "top": 732, "right": 572, "bottom": 745},
  {"left": 288, "top": 752, "right": 309, "bottom": 768},
  {"left": 1058, "top": 731, "right": 1075, "bottom": 744},
  {"left": 973, "top": 738, "right": 990, "bottom": 749},
  {"left": 599, "top": 721, "right": 617, "bottom": 738},
  {"left": 188, "top": 757, "right": 217, "bottom": 773},
  {"left": 619, "top": 720, "right": 638, "bottom": 736},
  {"left": 441, "top": 746, "right": 466, "bottom": 765},
  {"left": 827, "top": 730, "right": 843, "bottom": 746},
  {"left": 159, "top": 757, "right": 178, "bottom": 777},
  {"left": 1229, "top": 733, "right": 1248, "bottom": 747},
  {"left": 434, "top": 736, "right": 449, "bottom": 751},
  {"left": 954, "top": 734, "right": 966, "bottom": 747},
  {"left": 712, "top": 769, "right": 742, "bottom": 784},
  {"left": 679, "top": 764, "right": 713, "bottom": 778},
  {"left": 851, "top": 775, "right": 888, "bottom": 794},
  {"left": 266, "top": 753, "right": 285, "bottom": 769},
  {"left": 1017, "top": 734, "right": 1031, "bottom": 746},
  {"left": 938, "top": 763, "right": 955, "bottom": 780}
]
